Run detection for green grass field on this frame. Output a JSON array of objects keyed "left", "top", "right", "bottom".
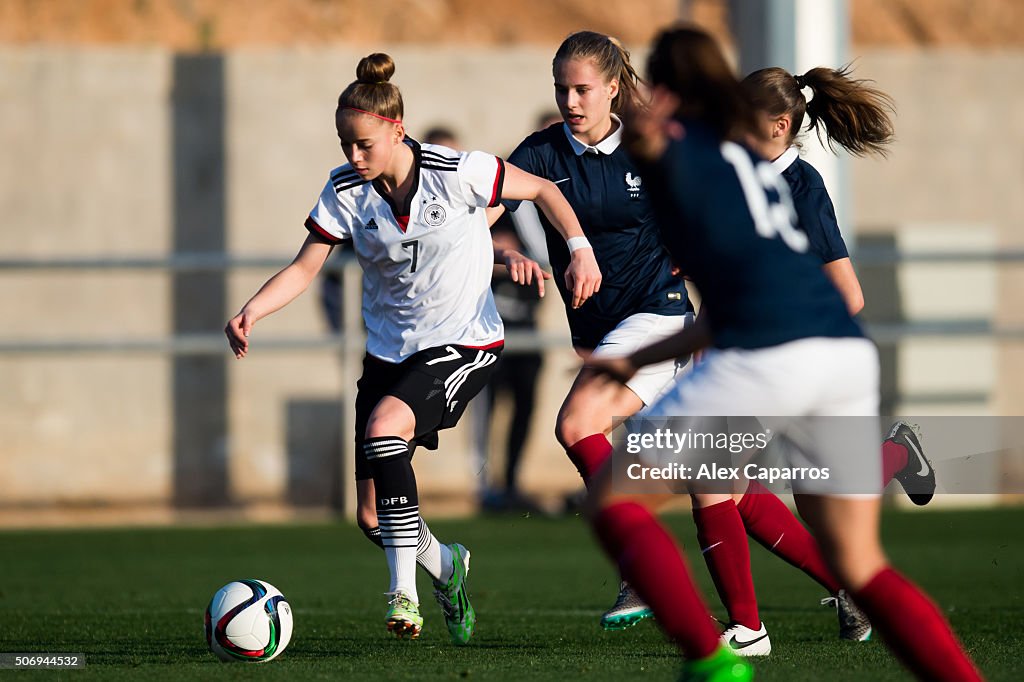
[{"left": 1, "top": 506, "right": 1022, "bottom": 680}]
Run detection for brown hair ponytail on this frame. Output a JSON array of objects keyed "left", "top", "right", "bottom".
[
  {"left": 337, "top": 53, "right": 404, "bottom": 122},
  {"left": 553, "top": 31, "right": 645, "bottom": 114},
  {"left": 741, "top": 65, "right": 895, "bottom": 157}
]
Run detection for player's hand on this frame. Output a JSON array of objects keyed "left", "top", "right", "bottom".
[
  {"left": 503, "top": 249, "right": 552, "bottom": 298},
  {"left": 225, "top": 310, "right": 256, "bottom": 359},
  {"left": 565, "top": 247, "right": 602, "bottom": 309},
  {"left": 585, "top": 354, "right": 639, "bottom": 384},
  {"left": 621, "top": 85, "right": 683, "bottom": 162}
]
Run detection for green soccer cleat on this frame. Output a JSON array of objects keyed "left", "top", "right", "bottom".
[
  {"left": 385, "top": 591, "right": 423, "bottom": 640},
  {"left": 680, "top": 645, "right": 755, "bottom": 682},
  {"left": 433, "top": 543, "right": 476, "bottom": 645},
  {"left": 600, "top": 581, "right": 654, "bottom": 631}
]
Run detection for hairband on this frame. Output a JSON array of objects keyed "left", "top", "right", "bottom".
[
  {"left": 794, "top": 74, "right": 807, "bottom": 89},
  {"left": 340, "top": 106, "right": 402, "bottom": 124}
]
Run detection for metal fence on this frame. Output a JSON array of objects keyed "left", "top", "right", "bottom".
[{"left": 3, "top": 247, "right": 1024, "bottom": 355}]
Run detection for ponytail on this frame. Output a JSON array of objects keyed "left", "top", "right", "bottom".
[
  {"left": 802, "top": 65, "right": 895, "bottom": 157},
  {"left": 741, "top": 65, "right": 894, "bottom": 157}
]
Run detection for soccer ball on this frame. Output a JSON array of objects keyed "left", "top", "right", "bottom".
[{"left": 204, "top": 579, "right": 293, "bottom": 662}]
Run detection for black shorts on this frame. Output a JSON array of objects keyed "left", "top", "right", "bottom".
[{"left": 354, "top": 343, "right": 503, "bottom": 480}]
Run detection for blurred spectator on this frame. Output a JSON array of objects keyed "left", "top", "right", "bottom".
[
  {"left": 472, "top": 217, "right": 545, "bottom": 512},
  {"left": 422, "top": 125, "right": 461, "bottom": 148},
  {"left": 471, "top": 111, "right": 562, "bottom": 513}
]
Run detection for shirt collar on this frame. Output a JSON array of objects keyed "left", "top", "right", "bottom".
[
  {"left": 563, "top": 114, "right": 623, "bottom": 156},
  {"left": 771, "top": 146, "right": 800, "bottom": 174}
]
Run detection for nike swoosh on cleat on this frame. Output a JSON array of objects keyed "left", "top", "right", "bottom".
[
  {"left": 701, "top": 541, "right": 723, "bottom": 554},
  {"left": 906, "top": 438, "right": 930, "bottom": 477},
  {"left": 728, "top": 632, "right": 769, "bottom": 649}
]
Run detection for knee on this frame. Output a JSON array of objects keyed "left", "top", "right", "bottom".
[
  {"left": 364, "top": 399, "right": 415, "bottom": 441},
  {"left": 365, "top": 415, "right": 404, "bottom": 440},
  {"left": 555, "top": 412, "right": 589, "bottom": 450}
]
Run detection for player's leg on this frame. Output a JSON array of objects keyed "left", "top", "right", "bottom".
[
  {"left": 353, "top": 357, "right": 456, "bottom": 587},
  {"left": 795, "top": 494, "right": 982, "bottom": 681},
  {"left": 557, "top": 314, "right": 691, "bottom": 630},
  {"left": 789, "top": 337, "right": 979, "bottom": 679},
  {"left": 689, "top": 490, "right": 769, "bottom": 656},
  {"left": 363, "top": 396, "right": 424, "bottom": 638},
  {"left": 555, "top": 366, "right": 643, "bottom": 482},
  {"left": 732, "top": 482, "right": 839, "bottom": 593},
  {"left": 387, "top": 345, "right": 500, "bottom": 645},
  {"left": 556, "top": 313, "right": 690, "bottom": 485},
  {"left": 729, "top": 482, "right": 870, "bottom": 641},
  {"left": 584, "top": 462, "right": 753, "bottom": 681}
]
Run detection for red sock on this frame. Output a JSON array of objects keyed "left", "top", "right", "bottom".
[
  {"left": 592, "top": 501, "right": 720, "bottom": 660},
  {"left": 692, "top": 500, "right": 760, "bottom": 629},
  {"left": 565, "top": 434, "right": 612, "bottom": 487},
  {"left": 881, "top": 440, "right": 909, "bottom": 487},
  {"left": 737, "top": 481, "right": 841, "bottom": 595},
  {"left": 854, "top": 568, "right": 982, "bottom": 681}
]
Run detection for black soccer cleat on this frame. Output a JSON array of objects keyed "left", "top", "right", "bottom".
[{"left": 886, "top": 421, "right": 936, "bottom": 506}]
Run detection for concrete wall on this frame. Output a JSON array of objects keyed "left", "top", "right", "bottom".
[
  {"left": 852, "top": 51, "right": 1024, "bottom": 419},
  {"left": 2, "top": 46, "right": 1022, "bottom": 522}
]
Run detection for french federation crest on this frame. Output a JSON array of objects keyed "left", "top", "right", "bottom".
[
  {"left": 625, "top": 172, "right": 642, "bottom": 198},
  {"left": 423, "top": 203, "right": 447, "bottom": 227}
]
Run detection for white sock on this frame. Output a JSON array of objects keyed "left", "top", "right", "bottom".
[
  {"left": 385, "top": 546, "right": 418, "bottom": 603},
  {"left": 416, "top": 518, "right": 454, "bottom": 584},
  {"left": 379, "top": 504, "right": 420, "bottom": 603}
]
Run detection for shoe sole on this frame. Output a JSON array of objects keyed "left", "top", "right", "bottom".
[
  {"left": 386, "top": 618, "right": 422, "bottom": 639},
  {"left": 840, "top": 628, "right": 872, "bottom": 642},
  {"left": 600, "top": 609, "right": 653, "bottom": 631},
  {"left": 839, "top": 622, "right": 872, "bottom": 638},
  {"left": 727, "top": 640, "right": 772, "bottom": 657}
]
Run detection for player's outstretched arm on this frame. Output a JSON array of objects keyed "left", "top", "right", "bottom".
[
  {"left": 500, "top": 162, "right": 601, "bottom": 309},
  {"left": 225, "top": 234, "right": 334, "bottom": 359}
]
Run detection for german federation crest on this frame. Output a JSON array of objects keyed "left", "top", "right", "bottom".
[{"left": 423, "top": 203, "right": 447, "bottom": 227}]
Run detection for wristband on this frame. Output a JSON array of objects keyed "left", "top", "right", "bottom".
[{"left": 566, "top": 236, "right": 592, "bottom": 253}]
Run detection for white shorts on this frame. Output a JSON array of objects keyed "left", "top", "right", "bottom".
[
  {"left": 590, "top": 312, "right": 696, "bottom": 406},
  {"left": 642, "top": 336, "right": 881, "bottom": 496}
]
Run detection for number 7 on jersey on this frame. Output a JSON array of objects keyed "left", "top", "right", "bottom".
[{"left": 402, "top": 239, "right": 419, "bottom": 273}]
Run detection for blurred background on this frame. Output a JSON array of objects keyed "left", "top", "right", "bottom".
[{"left": 2, "top": 0, "right": 1023, "bottom": 527}]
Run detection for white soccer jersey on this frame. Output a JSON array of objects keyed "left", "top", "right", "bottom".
[{"left": 305, "top": 140, "right": 506, "bottom": 363}]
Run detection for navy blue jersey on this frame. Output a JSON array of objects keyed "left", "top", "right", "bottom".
[
  {"left": 645, "top": 122, "right": 863, "bottom": 350},
  {"left": 776, "top": 151, "right": 849, "bottom": 264},
  {"left": 505, "top": 122, "right": 687, "bottom": 349}
]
